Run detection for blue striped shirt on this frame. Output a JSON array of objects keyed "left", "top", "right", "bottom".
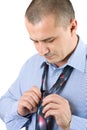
[{"left": 0, "top": 37, "right": 87, "bottom": 130}]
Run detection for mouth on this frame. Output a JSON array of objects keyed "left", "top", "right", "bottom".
[{"left": 45, "top": 55, "right": 54, "bottom": 60}]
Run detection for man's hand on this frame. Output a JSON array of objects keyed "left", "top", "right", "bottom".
[
  {"left": 17, "top": 86, "right": 41, "bottom": 116},
  {"left": 42, "top": 94, "right": 71, "bottom": 130}
]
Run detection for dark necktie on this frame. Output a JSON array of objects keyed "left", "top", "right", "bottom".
[{"left": 35, "top": 63, "right": 73, "bottom": 130}]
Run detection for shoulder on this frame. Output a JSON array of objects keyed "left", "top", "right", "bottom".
[
  {"left": 20, "top": 54, "right": 45, "bottom": 73},
  {"left": 26, "top": 54, "right": 45, "bottom": 67},
  {"left": 79, "top": 37, "right": 87, "bottom": 55}
]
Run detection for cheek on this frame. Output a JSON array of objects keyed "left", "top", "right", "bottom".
[
  {"left": 54, "top": 45, "right": 66, "bottom": 57},
  {"left": 52, "top": 43, "right": 62, "bottom": 53}
]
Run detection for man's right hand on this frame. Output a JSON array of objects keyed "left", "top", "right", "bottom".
[{"left": 17, "top": 86, "right": 41, "bottom": 116}]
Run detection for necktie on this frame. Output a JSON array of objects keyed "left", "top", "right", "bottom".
[{"left": 35, "top": 63, "right": 73, "bottom": 130}]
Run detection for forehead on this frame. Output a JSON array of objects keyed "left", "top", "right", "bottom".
[{"left": 25, "top": 15, "right": 65, "bottom": 40}]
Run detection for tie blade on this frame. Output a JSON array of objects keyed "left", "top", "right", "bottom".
[{"left": 36, "top": 115, "right": 47, "bottom": 130}]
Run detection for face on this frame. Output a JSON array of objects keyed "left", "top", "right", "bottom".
[{"left": 25, "top": 15, "right": 77, "bottom": 66}]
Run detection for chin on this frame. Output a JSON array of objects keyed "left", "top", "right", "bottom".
[{"left": 46, "top": 59, "right": 57, "bottom": 64}]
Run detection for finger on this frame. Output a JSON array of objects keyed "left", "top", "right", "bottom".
[
  {"left": 28, "top": 91, "right": 41, "bottom": 105},
  {"left": 44, "top": 108, "right": 71, "bottom": 128},
  {"left": 42, "top": 94, "right": 64, "bottom": 106},
  {"left": 22, "top": 92, "right": 40, "bottom": 109},
  {"left": 19, "top": 100, "right": 33, "bottom": 111},
  {"left": 44, "top": 109, "right": 57, "bottom": 118},
  {"left": 42, "top": 102, "right": 59, "bottom": 114},
  {"left": 22, "top": 86, "right": 42, "bottom": 106},
  {"left": 18, "top": 100, "right": 33, "bottom": 116},
  {"left": 24, "top": 86, "right": 41, "bottom": 100},
  {"left": 31, "top": 86, "right": 42, "bottom": 99}
]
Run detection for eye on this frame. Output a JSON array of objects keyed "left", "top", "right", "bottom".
[
  {"left": 30, "top": 38, "right": 39, "bottom": 44},
  {"left": 48, "top": 38, "right": 55, "bottom": 43},
  {"left": 45, "top": 38, "right": 55, "bottom": 43},
  {"left": 34, "top": 40, "right": 38, "bottom": 44},
  {"left": 31, "top": 40, "right": 39, "bottom": 44}
]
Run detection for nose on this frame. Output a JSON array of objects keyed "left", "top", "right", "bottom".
[{"left": 36, "top": 42, "right": 49, "bottom": 56}]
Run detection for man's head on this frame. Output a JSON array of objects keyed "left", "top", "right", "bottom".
[
  {"left": 25, "top": 0, "right": 75, "bottom": 28},
  {"left": 25, "top": 0, "right": 78, "bottom": 66}
]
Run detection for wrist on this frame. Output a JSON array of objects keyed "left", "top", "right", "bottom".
[{"left": 62, "top": 120, "right": 71, "bottom": 130}]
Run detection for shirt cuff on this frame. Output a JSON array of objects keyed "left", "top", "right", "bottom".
[
  {"left": 70, "top": 115, "right": 87, "bottom": 130},
  {"left": 5, "top": 101, "right": 30, "bottom": 130}
]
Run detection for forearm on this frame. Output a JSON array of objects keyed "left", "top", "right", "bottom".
[{"left": 0, "top": 97, "right": 31, "bottom": 130}]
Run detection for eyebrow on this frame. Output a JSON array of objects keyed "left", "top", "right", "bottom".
[{"left": 30, "top": 37, "right": 56, "bottom": 42}]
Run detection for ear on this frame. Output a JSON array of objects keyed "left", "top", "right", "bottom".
[{"left": 70, "top": 19, "right": 77, "bottom": 36}]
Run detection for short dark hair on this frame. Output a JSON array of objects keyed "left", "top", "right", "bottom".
[{"left": 25, "top": 0, "right": 75, "bottom": 27}]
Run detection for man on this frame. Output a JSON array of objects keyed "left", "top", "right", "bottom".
[{"left": 0, "top": 0, "right": 87, "bottom": 130}]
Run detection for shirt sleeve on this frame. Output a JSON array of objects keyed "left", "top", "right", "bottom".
[
  {"left": 4, "top": 101, "right": 30, "bottom": 130},
  {"left": 70, "top": 115, "right": 87, "bottom": 130},
  {"left": 0, "top": 85, "right": 31, "bottom": 130},
  {"left": 0, "top": 62, "right": 32, "bottom": 130},
  {"left": 0, "top": 55, "right": 42, "bottom": 130}
]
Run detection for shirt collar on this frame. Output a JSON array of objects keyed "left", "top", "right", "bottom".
[
  {"left": 40, "top": 37, "right": 87, "bottom": 73},
  {"left": 67, "top": 37, "right": 87, "bottom": 73}
]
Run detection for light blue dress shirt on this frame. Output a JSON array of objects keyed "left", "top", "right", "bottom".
[{"left": 0, "top": 37, "right": 87, "bottom": 130}]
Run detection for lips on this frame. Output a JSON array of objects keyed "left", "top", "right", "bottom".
[
  {"left": 45, "top": 55, "right": 54, "bottom": 60},
  {"left": 45, "top": 56, "right": 52, "bottom": 60}
]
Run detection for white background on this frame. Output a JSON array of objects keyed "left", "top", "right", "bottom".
[{"left": 0, "top": 0, "right": 87, "bottom": 129}]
